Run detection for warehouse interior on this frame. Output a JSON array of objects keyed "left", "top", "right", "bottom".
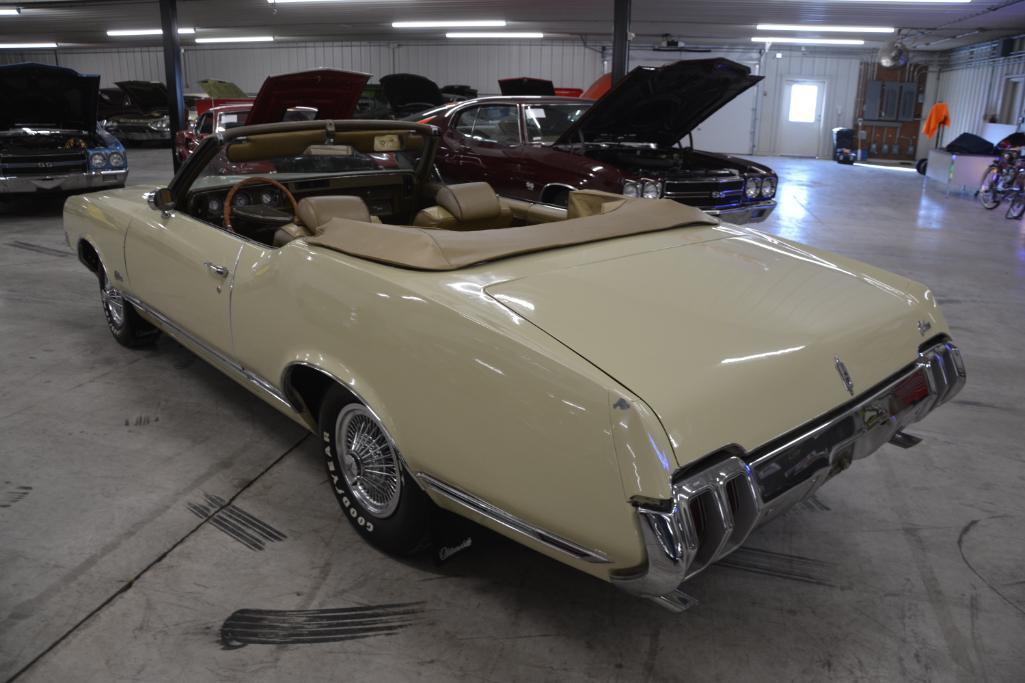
[{"left": 1, "top": 1, "right": 1024, "bottom": 681}]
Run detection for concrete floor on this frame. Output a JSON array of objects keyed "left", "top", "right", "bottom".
[{"left": 1, "top": 149, "right": 1023, "bottom": 682}]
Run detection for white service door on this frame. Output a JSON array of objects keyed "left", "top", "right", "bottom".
[{"left": 778, "top": 79, "right": 826, "bottom": 157}]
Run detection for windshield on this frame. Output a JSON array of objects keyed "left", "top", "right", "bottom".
[
  {"left": 191, "top": 127, "right": 429, "bottom": 190},
  {"left": 523, "top": 103, "right": 590, "bottom": 144}
]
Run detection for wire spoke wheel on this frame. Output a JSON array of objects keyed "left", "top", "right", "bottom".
[
  {"left": 101, "top": 272, "right": 126, "bottom": 330},
  {"left": 335, "top": 404, "right": 402, "bottom": 518}
]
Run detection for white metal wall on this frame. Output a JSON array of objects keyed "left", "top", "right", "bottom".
[
  {"left": 756, "top": 52, "right": 863, "bottom": 158},
  {"left": 936, "top": 56, "right": 1025, "bottom": 140},
  {"left": 56, "top": 48, "right": 164, "bottom": 85}
]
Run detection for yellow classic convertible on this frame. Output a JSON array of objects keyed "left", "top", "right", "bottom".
[{"left": 64, "top": 118, "right": 966, "bottom": 610}]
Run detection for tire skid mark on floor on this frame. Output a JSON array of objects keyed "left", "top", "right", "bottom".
[
  {"left": 186, "top": 493, "right": 286, "bottom": 551},
  {"left": 6, "top": 240, "right": 72, "bottom": 258},
  {"left": 717, "top": 546, "right": 838, "bottom": 587},
  {"left": 796, "top": 494, "right": 831, "bottom": 512},
  {"left": 219, "top": 603, "right": 426, "bottom": 649},
  {"left": 0, "top": 483, "right": 33, "bottom": 508}
]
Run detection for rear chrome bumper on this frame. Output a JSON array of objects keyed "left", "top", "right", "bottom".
[
  {"left": 612, "top": 340, "right": 966, "bottom": 610},
  {"left": 0, "top": 170, "right": 128, "bottom": 194}
]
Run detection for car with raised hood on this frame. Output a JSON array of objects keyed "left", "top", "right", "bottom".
[
  {"left": 421, "top": 58, "right": 778, "bottom": 224},
  {"left": 64, "top": 116, "right": 965, "bottom": 610},
  {"left": 174, "top": 69, "right": 368, "bottom": 163},
  {"left": 1, "top": 62, "right": 127, "bottom": 194},
  {"left": 378, "top": 73, "right": 476, "bottom": 118},
  {"left": 102, "top": 80, "right": 173, "bottom": 144}
]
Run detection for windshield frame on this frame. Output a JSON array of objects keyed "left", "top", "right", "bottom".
[{"left": 168, "top": 119, "right": 440, "bottom": 206}]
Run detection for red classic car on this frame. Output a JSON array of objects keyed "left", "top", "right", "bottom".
[
  {"left": 419, "top": 58, "right": 777, "bottom": 223},
  {"left": 173, "top": 69, "right": 368, "bottom": 163}
]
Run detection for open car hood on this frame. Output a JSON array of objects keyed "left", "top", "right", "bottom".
[
  {"left": 379, "top": 73, "right": 445, "bottom": 111},
  {"left": 116, "top": 80, "right": 168, "bottom": 112},
  {"left": 555, "top": 58, "right": 762, "bottom": 148},
  {"left": 198, "top": 78, "right": 248, "bottom": 99},
  {"left": 0, "top": 62, "right": 99, "bottom": 131},
  {"left": 246, "top": 69, "right": 370, "bottom": 125},
  {"left": 498, "top": 77, "right": 556, "bottom": 96}
]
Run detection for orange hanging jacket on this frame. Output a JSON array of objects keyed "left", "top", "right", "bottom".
[{"left": 923, "top": 102, "right": 951, "bottom": 139}]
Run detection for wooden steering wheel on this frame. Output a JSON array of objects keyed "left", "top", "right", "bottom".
[{"left": 222, "top": 176, "right": 299, "bottom": 232}]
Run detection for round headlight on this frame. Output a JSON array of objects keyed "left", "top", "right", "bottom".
[
  {"left": 89, "top": 152, "right": 107, "bottom": 169},
  {"left": 761, "top": 177, "right": 776, "bottom": 198},
  {"left": 641, "top": 179, "right": 661, "bottom": 199},
  {"left": 745, "top": 177, "right": 761, "bottom": 199},
  {"left": 622, "top": 180, "right": 640, "bottom": 198},
  {"left": 108, "top": 152, "right": 126, "bottom": 169}
]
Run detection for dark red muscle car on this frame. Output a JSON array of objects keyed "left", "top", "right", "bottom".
[{"left": 419, "top": 58, "right": 777, "bottom": 223}]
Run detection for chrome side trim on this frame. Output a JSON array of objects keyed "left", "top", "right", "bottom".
[
  {"left": 417, "top": 473, "right": 611, "bottom": 564},
  {"left": 122, "top": 292, "right": 294, "bottom": 413}
]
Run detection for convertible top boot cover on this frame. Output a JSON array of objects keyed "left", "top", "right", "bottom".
[{"left": 307, "top": 193, "right": 718, "bottom": 270}]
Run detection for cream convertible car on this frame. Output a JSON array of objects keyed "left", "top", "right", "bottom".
[{"left": 65, "top": 119, "right": 966, "bottom": 610}]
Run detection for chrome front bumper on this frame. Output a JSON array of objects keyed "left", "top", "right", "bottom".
[
  {"left": 0, "top": 170, "right": 128, "bottom": 194},
  {"left": 702, "top": 200, "right": 776, "bottom": 224},
  {"left": 613, "top": 340, "right": 966, "bottom": 610}
]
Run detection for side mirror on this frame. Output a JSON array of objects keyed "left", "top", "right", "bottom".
[{"left": 148, "top": 187, "right": 175, "bottom": 212}]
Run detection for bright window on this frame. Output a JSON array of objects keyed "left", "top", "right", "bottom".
[{"left": 788, "top": 83, "right": 819, "bottom": 123}]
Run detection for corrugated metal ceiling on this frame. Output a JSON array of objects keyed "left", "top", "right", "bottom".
[{"left": 2, "top": 0, "right": 1025, "bottom": 51}]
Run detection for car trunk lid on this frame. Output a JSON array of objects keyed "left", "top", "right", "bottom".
[{"left": 486, "top": 230, "right": 927, "bottom": 466}]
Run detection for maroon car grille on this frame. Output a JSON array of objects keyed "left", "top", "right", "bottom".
[
  {"left": 663, "top": 178, "right": 745, "bottom": 206},
  {"left": 1, "top": 151, "right": 87, "bottom": 177}
]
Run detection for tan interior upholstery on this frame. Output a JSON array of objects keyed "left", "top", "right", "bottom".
[
  {"left": 504, "top": 197, "right": 568, "bottom": 224},
  {"left": 273, "top": 195, "right": 379, "bottom": 247},
  {"left": 414, "top": 182, "right": 513, "bottom": 231},
  {"left": 308, "top": 196, "right": 718, "bottom": 271}
]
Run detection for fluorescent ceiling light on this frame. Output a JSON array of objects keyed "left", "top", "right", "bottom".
[
  {"left": 756, "top": 24, "right": 893, "bottom": 33},
  {"left": 0, "top": 9, "right": 21, "bottom": 16},
  {"left": 107, "top": 28, "right": 195, "bottom": 37},
  {"left": 195, "top": 35, "right": 275, "bottom": 44},
  {"left": 0, "top": 42, "right": 57, "bottom": 48},
  {"left": 830, "top": 0, "right": 969, "bottom": 3},
  {"left": 393, "top": 20, "right": 506, "bottom": 28},
  {"left": 752, "top": 36, "right": 865, "bottom": 45},
  {"left": 447, "top": 32, "right": 543, "bottom": 39}
]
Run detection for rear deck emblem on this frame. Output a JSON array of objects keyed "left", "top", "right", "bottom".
[
  {"left": 835, "top": 356, "right": 854, "bottom": 395},
  {"left": 917, "top": 320, "right": 932, "bottom": 336}
]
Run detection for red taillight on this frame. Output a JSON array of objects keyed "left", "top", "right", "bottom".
[
  {"left": 894, "top": 371, "right": 930, "bottom": 407},
  {"left": 417, "top": 116, "right": 435, "bottom": 125}
]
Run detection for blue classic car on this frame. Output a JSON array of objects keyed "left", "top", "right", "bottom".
[{"left": 0, "top": 62, "right": 127, "bottom": 194}]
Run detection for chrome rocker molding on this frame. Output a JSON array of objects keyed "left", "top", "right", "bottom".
[
  {"left": 417, "top": 473, "right": 611, "bottom": 565},
  {"left": 121, "top": 292, "right": 296, "bottom": 414},
  {"left": 613, "top": 340, "right": 966, "bottom": 611}
]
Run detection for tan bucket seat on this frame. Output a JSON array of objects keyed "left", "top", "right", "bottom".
[
  {"left": 413, "top": 182, "right": 513, "bottom": 231},
  {"left": 274, "top": 195, "right": 379, "bottom": 247}
]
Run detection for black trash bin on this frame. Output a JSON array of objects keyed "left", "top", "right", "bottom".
[{"left": 832, "top": 127, "right": 857, "bottom": 164}]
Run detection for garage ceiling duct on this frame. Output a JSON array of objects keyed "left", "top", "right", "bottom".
[{"left": 878, "top": 40, "right": 909, "bottom": 68}]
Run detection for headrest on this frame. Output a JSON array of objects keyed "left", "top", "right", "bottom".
[
  {"left": 297, "top": 195, "right": 372, "bottom": 229},
  {"left": 436, "top": 182, "right": 501, "bottom": 222}
]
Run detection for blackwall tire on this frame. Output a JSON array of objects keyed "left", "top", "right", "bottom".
[
  {"left": 98, "top": 265, "right": 159, "bottom": 348},
  {"left": 978, "top": 166, "right": 1002, "bottom": 210},
  {"left": 319, "top": 386, "right": 432, "bottom": 555}
]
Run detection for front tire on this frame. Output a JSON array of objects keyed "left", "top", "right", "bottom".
[
  {"left": 978, "top": 166, "right": 1002, "bottom": 209},
  {"left": 320, "top": 387, "right": 432, "bottom": 555},
  {"left": 98, "top": 265, "right": 159, "bottom": 347}
]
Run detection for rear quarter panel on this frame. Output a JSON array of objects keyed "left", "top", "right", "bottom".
[{"left": 229, "top": 242, "right": 651, "bottom": 577}]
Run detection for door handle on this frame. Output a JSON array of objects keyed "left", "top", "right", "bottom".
[{"left": 204, "top": 261, "right": 229, "bottom": 278}]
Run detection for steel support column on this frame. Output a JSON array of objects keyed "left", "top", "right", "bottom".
[
  {"left": 159, "top": 0, "right": 185, "bottom": 171},
  {"left": 612, "top": 0, "right": 631, "bottom": 84}
]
